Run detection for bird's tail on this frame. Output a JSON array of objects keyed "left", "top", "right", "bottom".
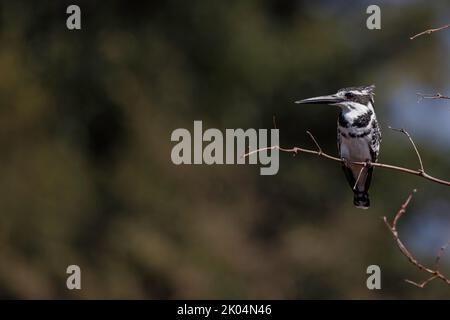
[{"left": 353, "top": 191, "right": 370, "bottom": 209}]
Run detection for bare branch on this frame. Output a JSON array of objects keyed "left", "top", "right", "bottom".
[
  {"left": 416, "top": 92, "right": 450, "bottom": 102},
  {"left": 242, "top": 131, "right": 450, "bottom": 187},
  {"left": 389, "top": 127, "right": 424, "bottom": 173},
  {"left": 410, "top": 23, "right": 450, "bottom": 40},
  {"left": 383, "top": 190, "right": 450, "bottom": 288},
  {"left": 306, "top": 130, "right": 322, "bottom": 154},
  {"left": 405, "top": 275, "right": 439, "bottom": 288}
]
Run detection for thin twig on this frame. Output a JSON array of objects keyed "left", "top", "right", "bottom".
[
  {"left": 435, "top": 241, "right": 450, "bottom": 270},
  {"left": 389, "top": 127, "right": 424, "bottom": 173},
  {"left": 242, "top": 131, "right": 450, "bottom": 187},
  {"left": 410, "top": 23, "right": 450, "bottom": 40},
  {"left": 383, "top": 190, "right": 450, "bottom": 288},
  {"left": 416, "top": 92, "right": 450, "bottom": 102},
  {"left": 353, "top": 165, "right": 366, "bottom": 191},
  {"left": 405, "top": 275, "right": 439, "bottom": 288},
  {"left": 306, "top": 130, "right": 322, "bottom": 154}
]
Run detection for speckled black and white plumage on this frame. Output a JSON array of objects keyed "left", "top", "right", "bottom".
[
  {"left": 296, "top": 84, "right": 381, "bottom": 209},
  {"left": 336, "top": 85, "right": 380, "bottom": 209}
]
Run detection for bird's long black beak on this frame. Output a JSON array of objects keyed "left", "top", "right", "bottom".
[{"left": 295, "top": 94, "right": 344, "bottom": 105}]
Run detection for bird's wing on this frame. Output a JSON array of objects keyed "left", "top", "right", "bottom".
[
  {"left": 370, "top": 119, "right": 381, "bottom": 162},
  {"left": 337, "top": 127, "right": 341, "bottom": 157}
]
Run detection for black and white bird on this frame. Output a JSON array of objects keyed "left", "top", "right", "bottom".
[{"left": 295, "top": 85, "right": 381, "bottom": 209}]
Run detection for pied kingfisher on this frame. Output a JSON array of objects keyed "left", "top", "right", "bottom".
[{"left": 295, "top": 85, "right": 381, "bottom": 209}]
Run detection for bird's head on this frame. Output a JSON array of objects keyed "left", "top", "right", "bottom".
[{"left": 295, "top": 85, "right": 375, "bottom": 112}]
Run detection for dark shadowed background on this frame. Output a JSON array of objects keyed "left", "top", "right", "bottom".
[{"left": 0, "top": 0, "right": 449, "bottom": 299}]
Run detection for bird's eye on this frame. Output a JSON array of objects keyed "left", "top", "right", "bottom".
[{"left": 345, "top": 92, "right": 355, "bottom": 99}]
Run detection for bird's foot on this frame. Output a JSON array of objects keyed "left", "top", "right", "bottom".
[{"left": 365, "top": 160, "right": 373, "bottom": 168}]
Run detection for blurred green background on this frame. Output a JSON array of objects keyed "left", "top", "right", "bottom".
[{"left": 0, "top": 0, "right": 449, "bottom": 299}]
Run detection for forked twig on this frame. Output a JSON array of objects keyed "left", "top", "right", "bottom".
[
  {"left": 306, "top": 130, "right": 322, "bottom": 154},
  {"left": 389, "top": 127, "right": 424, "bottom": 173},
  {"left": 383, "top": 190, "right": 450, "bottom": 288}
]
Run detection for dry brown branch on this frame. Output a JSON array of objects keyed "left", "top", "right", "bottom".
[
  {"left": 306, "top": 130, "right": 322, "bottom": 154},
  {"left": 416, "top": 92, "right": 450, "bottom": 102},
  {"left": 389, "top": 127, "right": 424, "bottom": 172},
  {"left": 383, "top": 190, "right": 450, "bottom": 288},
  {"left": 242, "top": 130, "right": 450, "bottom": 187},
  {"left": 410, "top": 23, "right": 450, "bottom": 40}
]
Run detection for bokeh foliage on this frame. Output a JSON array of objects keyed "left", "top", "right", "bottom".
[{"left": 0, "top": 0, "right": 449, "bottom": 298}]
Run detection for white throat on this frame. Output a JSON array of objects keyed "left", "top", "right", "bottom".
[{"left": 339, "top": 101, "right": 373, "bottom": 119}]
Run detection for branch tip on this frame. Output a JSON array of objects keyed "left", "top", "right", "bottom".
[{"left": 385, "top": 190, "right": 450, "bottom": 288}]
